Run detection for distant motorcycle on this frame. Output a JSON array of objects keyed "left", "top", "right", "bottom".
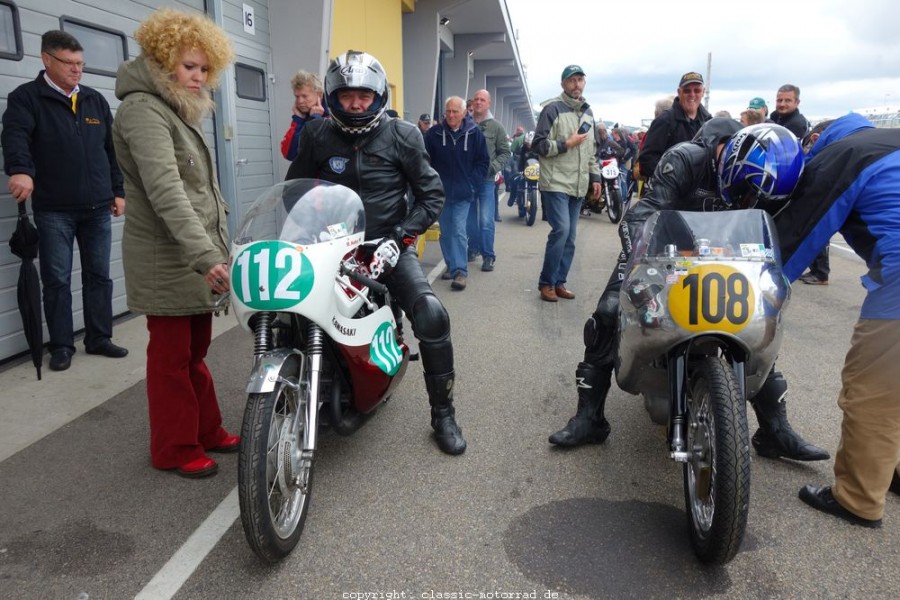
[
  {"left": 616, "top": 209, "right": 789, "bottom": 564},
  {"left": 229, "top": 179, "right": 410, "bottom": 562},
  {"left": 584, "top": 149, "right": 626, "bottom": 223},
  {"left": 511, "top": 158, "right": 540, "bottom": 226}
]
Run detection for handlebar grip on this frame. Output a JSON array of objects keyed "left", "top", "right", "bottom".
[{"left": 340, "top": 264, "right": 389, "bottom": 296}]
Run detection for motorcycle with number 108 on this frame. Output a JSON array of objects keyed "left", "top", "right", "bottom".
[
  {"left": 616, "top": 209, "right": 789, "bottom": 564},
  {"left": 228, "top": 179, "right": 410, "bottom": 562}
]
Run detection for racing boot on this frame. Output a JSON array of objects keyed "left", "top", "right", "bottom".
[
  {"left": 548, "top": 362, "right": 612, "bottom": 446},
  {"left": 750, "top": 371, "right": 829, "bottom": 461},
  {"left": 425, "top": 372, "right": 466, "bottom": 455}
]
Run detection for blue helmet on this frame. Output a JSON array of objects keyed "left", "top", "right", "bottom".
[{"left": 717, "top": 124, "right": 804, "bottom": 210}]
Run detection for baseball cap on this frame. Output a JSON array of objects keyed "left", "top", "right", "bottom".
[
  {"left": 419, "top": 113, "right": 431, "bottom": 122},
  {"left": 678, "top": 71, "right": 704, "bottom": 88},
  {"left": 561, "top": 64, "right": 586, "bottom": 81},
  {"left": 748, "top": 97, "right": 767, "bottom": 110}
]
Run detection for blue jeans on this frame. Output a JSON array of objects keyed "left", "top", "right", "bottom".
[
  {"left": 466, "top": 180, "right": 497, "bottom": 259},
  {"left": 34, "top": 208, "right": 113, "bottom": 353},
  {"left": 438, "top": 200, "right": 471, "bottom": 277},
  {"left": 539, "top": 191, "right": 582, "bottom": 287}
]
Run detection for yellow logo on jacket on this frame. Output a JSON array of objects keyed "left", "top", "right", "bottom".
[{"left": 84, "top": 117, "right": 100, "bottom": 125}]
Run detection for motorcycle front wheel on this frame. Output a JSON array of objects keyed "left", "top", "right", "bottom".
[
  {"left": 682, "top": 356, "right": 750, "bottom": 564},
  {"left": 525, "top": 187, "right": 538, "bottom": 226},
  {"left": 605, "top": 183, "right": 623, "bottom": 224},
  {"left": 239, "top": 364, "right": 313, "bottom": 563}
]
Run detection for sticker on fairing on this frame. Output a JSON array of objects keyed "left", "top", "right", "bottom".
[
  {"left": 370, "top": 322, "right": 403, "bottom": 375},
  {"left": 233, "top": 241, "right": 314, "bottom": 310}
]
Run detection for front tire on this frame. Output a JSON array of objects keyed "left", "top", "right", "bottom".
[
  {"left": 239, "top": 364, "right": 313, "bottom": 563},
  {"left": 682, "top": 356, "right": 750, "bottom": 564},
  {"left": 525, "top": 187, "right": 538, "bottom": 226},
  {"left": 606, "top": 183, "right": 623, "bottom": 224}
]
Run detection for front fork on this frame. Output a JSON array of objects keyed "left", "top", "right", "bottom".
[{"left": 666, "top": 344, "right": 745, "bottom": 463}]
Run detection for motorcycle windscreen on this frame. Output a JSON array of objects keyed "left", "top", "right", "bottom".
[
  {"left": 629, "top": 209, "right": 782, "bottom": 264},
  {"left": 233, "top": 179, "right": 366, "bottom": 245}
]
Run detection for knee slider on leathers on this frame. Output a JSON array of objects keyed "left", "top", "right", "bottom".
[{"left": 411, "top": 293, "right": 450, "bottom": 344}]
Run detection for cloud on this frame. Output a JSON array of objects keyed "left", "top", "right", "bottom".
[{"left": 508, "top": 0, "right": 900, "bottom": 126}]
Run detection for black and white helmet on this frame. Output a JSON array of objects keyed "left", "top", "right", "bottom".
[{"left": 324, "top": 51, "right": 389, "bottom": 135}]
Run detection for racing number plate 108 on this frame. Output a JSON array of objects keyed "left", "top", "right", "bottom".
[{"left": 667, "top": 264, "right": 755, "bottom": 334}]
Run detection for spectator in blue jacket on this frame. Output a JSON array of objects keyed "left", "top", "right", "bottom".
[
  {"left": 2, "top": 30, "right": 127, "bottom": 372},
  {"left": 279, "top": 70, "right": 327, "bottom": 161},
  {"left": 776, "top": 113, "right": 900, "bottom": 528},
  {"left": 424, "top": 96, "right": 489, "bottom": 291}
]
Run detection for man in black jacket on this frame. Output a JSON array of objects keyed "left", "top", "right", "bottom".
[
  {"left": 2, "top": 30, "right": 127, "bottom": 372},
  {"left": 548, "top": 118, "right": 829, "bottom": 463},
  {"left": 637, "top": 71, "right": 712, "bottom": 183},
  {"left": 286, "top": 51, "right": 465, "bottom": 455},
  {"left": 771, "top": 84, "right": 810, "bottom": 138}
]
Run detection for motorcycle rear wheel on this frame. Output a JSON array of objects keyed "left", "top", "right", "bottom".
[
  {"left": 682, "top": 356, "right": 750, "bottom": 564},
  {"left": 525, "top": 187, "right": 538, "bottom": 226},
  {"left": 239, "top": 366, "right": 313, "bottom": 563},
  {"left": 605, "top": 184, "right": 623, "bottom": 224}
]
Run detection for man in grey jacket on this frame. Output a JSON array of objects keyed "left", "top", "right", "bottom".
[
  {"left": 532, "top": 65, "right": 601, "bottom": 302},
  {"left": 468, "top": 89, "right": 511, "bottom": 272}
]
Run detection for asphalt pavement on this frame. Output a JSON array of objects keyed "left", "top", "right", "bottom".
[{"left": 0, "top": 196, "right": 897, "bottom": 600}]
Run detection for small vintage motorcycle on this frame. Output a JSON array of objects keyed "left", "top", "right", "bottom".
[
  {"left": 517, "top": 157, "right": 540, "bottom": 226},
  {"left": 584, "top": 149, "right": 626, "bottom": 223},
  {"left": 616, "top": 209, "right": 789, "bottom": 564},
  {"left": 228, "top": 179, "right": 410, "bottom": 563}
]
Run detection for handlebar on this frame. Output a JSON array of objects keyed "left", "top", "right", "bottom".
[{"left": 339, "top": 263, "right": 389, "bottom": 296}]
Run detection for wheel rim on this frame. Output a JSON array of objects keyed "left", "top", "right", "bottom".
[
  {"left": 687, "top": 385, "right": 716, "bottom": 536},
  {"left": 265, "top": 383, "right": 310, "bottom": 539}
]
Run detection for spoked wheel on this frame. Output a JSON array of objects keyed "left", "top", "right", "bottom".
[
  {"left": 239, "top": 363, "right": 313, "bottom": 563},
  {"left": 682, "top": 356, "right": 750, "bottom": 564},
  {"left": 606, "top": 184, "right": 623, "bottom": 224},
  {"left": 525, "top": 187, "right": 538, "bottom": 226}
]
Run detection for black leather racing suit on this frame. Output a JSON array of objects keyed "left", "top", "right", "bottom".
[{"left": 286, "top": 115, "right": 453, "bottom": 377}]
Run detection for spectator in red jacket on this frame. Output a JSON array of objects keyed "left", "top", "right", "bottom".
[{"left": 279, "top": 70, "right": 327, "bottom": 161}]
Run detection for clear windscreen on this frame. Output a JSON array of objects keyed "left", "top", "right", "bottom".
[
  {"left": 233, "top": 179, "right": 366, "bottom": 245},
  {"left": 631, "top": 209, "right": 781, "bottom": 262}
]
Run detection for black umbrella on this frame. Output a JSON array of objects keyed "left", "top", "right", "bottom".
[{"left": 8, "top": 201, "right": 43, "bottom": 380}]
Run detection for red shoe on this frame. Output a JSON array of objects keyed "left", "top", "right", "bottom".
[
  {"left": 209, "top": 434, "right": 241, "bottom": 453},
  {"left": 175, "top": 456, "right": 219, "bottom": 478}
]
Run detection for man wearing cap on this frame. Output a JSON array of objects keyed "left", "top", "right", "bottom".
[
  {"left": 531, "top": 65, "right": 601, "bottom": 302},
  {"left": 417, "top": 113, "right": 431, "bottom": 135},
  {"left": 638, "top": 71, "right": 712, "bottom": 184},
  {"left": 748, "top": 96, "right": 772, "bottom": 121}
]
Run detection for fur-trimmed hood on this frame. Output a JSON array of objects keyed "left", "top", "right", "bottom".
[{"left": 114, "top": 54, "right": 214, "bottom": 126}]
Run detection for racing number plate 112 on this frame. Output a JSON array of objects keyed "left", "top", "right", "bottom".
[
  {"left": 232, "top": 241, "right": 315, "bottom": 310},
  {"left": 667, "top": 264, "right": 755, "bottom": 334}
]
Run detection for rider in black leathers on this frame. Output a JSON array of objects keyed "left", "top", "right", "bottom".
[
  {"left": 286, "top": 51, "right": 465, "bottom": 455},
  {"left": 548, "top": 118, "right": 829, "bottom": 462}
]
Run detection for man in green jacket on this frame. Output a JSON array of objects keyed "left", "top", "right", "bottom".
[
  {"left": 468, "top": 89, "right": 511, "bottom": 271},
  {"left": 532, "top": 65, "right": 601, "bottom": 302}
]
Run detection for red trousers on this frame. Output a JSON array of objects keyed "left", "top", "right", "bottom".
[{"left": 146, "top": 314, "right": 229, "bottom": 469}]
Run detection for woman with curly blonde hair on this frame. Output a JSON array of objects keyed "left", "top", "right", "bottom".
[{"left": 113, "top": 8, "right": 238, "bottom": 478}]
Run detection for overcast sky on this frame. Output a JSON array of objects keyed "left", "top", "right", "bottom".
[{"left": 506, "top": 0, "right": 900, "bottom": 127}]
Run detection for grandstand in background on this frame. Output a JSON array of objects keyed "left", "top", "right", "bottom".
[{"left": 856, "top": 106, "right": 900, "bottom": 128}]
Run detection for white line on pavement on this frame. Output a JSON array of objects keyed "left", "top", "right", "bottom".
[{"left": 135, "top": 487, "right": 239, "bottom": 600}]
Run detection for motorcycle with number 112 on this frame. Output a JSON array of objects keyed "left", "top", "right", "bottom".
[{"left": 227, "top": 179, "right": 410, "bottom": 563}]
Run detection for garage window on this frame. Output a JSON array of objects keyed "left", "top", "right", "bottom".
[
  {"left": 235, "top": 63, "right": 266, "bottom": 101},
  {"left": 60, "top": 16, "right": 127, "bottom": 77},
  {"left": 0, "top": 0, "right": 23, "bottom": 60}
]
